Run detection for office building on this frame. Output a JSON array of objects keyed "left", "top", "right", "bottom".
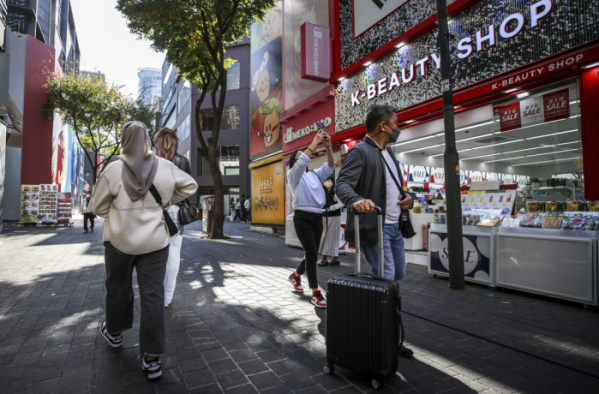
[
  {"left": 162, "top": 37, "right": 251, "bottom": 206},
  {"left": 6, "top": 0, "right": 80, "bottom": 70}
]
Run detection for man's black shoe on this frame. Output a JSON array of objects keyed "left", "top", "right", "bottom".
[{"left": 399, "top": 346, "right": 414, "bottom": 358}]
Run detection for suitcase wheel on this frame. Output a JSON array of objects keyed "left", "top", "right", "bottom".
[
  {"left": 322, "top": 363, "right": 335, "bottom": 375},
  {"left": 371, "top": 378, "right": 384, "bottom": 390}
]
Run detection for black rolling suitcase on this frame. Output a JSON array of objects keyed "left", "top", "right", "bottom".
[{"left": 323, "top": 207, "right": 404, "bottom": 390}]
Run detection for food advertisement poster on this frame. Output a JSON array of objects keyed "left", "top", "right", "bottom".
[
  {"left": 20, "top": 185, "right": 40, "bottom": 223},
  {"left": 39, "top": 184, "right": 58, "bottom": 223},
  {"left": 250, "top": 2, "right": 283, "bottom": 159},
  {"left": 251, "top": 161, "right": 285, "bottom": 226},
  {"left": 57, "top": 192, "right": 72, "bottom": 221}
]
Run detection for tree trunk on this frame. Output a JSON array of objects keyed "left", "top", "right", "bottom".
[{"left": 207, "top": 145, "right": 224, "bottom": 239}]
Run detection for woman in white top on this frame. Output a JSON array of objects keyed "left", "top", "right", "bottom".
[{"left": 287, "top": 131, "right": 334, "bottom": 309}]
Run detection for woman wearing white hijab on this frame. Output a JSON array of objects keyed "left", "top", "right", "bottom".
[{"left": 93, "top": 121, "right": 197, "bottom": 381}]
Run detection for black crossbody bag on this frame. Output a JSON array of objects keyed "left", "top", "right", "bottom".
[
  {"left": 379, "top": 150, "right": 417, "bottom": 239},
  {"left": 149, "top": 184, "right": 179, "bottom": 237}
]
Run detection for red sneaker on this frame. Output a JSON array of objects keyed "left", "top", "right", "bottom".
[
  {"left": 288, "top": 273, "right": 304, "bottom": 292},
  {"left": 311, "top": 291, "right": 327, "bottom": 309}
]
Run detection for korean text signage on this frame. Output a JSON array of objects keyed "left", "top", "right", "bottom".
[
  {"left": 494, "top": 88, "right": 570, "bottom": 132},
  {"left": 251, "top": 161, "right": 285, "bottom": 226},
  {"left": 353, "top": 0, "right": 409, "bottom": 38},
  {"left": 301, "top": 23, "right": 330, "bottom": 83}
]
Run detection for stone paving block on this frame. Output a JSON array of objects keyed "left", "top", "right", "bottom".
[
  {"left": 216, "top": 369, "right": 250, "bottom": 390},
  {"left": 185, "top": 367, "right": 217, "bottom": 388},
  {"left": 56, "top": 377, "right": 92, "bottom": 394},
  {"left": 280, "top": 370, "right": 317, "bottom": 391},
  {"left": 91, "top": 365, "right": 123, "bottom": 385},
  {"left": 24, "top": 377, "right": 61, "bottom": 394},
  {"left": 224, "top": 383, "right": 258, "bottom": 393}
]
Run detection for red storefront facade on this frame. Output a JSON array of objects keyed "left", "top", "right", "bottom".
[{"left": 327, "top": 0, "right": 599, "bottom": 200}]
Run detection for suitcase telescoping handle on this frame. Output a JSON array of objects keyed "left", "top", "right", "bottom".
[{"left": 350, "top": 206, "right": 385, "bottom": 278}]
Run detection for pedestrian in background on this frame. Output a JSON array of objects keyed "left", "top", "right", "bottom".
[
  {"left": 94, "top": 121, "right": 197, "bottom": 380},
  {"left": 287, "top": 131, "right": 334, "bottom": 309},
  {"left": 336, "top": 104, "right": 414, "bottom": 358},
  {"left": 240, "top": 194, "right": 247, "bottom": 223},
  {"left": 234, "top": 198, "right": 241, "bottom": 221},
  {"left": 244, "top": 196, "right": 251, "bottom": 223},
  {"left": 229, "top": 197, "right": 235, "bottom": 220},
  {"left": 83, "top": 192, "right": 95, "bottom": 233},
  {"left": 154, "top": 127, "right": 192, "bottom": 307},
  {"left": 318, "top": 177, "right": 344, "bottom": 267}
]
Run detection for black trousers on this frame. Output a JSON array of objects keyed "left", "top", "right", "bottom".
[
  {"left": 104, "top": 242, "right": 169, "bottom": 357},
  {"left": 84, "top": 213, "right": 94, "bottom": 231},
  {"left": 294, "top": 210, "right": 323, "bottom": 290}
]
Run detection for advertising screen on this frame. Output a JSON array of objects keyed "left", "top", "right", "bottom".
[{"left": 250, "top": 161, "right": 285, "bottom": 226}]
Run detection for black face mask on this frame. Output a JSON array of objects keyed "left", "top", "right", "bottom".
[{"left": 385, "top": 124, "right": 401, "bottom": 143}]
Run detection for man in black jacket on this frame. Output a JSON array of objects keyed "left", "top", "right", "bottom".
[{"left": 336, "top": 104, "right": 413, "bottom": 357}]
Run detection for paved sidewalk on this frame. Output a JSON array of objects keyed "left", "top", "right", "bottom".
[{"left": 0, "top": 218, "right": 598, "bottom": 394}]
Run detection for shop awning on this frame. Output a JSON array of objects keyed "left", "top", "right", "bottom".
[{"left": 248, "top": 154, "right": 283, "bottom": 169}]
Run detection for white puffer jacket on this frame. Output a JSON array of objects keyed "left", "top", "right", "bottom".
[{"left": 93, "top": 158, "right": 197, "bottom": 255}]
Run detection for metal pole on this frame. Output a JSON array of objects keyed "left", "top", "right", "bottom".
[{"left": 436, "top": 0, "right": 465, "bottom": 290}]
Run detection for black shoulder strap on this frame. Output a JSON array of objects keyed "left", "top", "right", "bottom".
[
  {"left": 379, "top": 150, "right": 406, "bottom": 198},
  {"left": 148, "top": 184, "right": 163, "bottom": 205}
]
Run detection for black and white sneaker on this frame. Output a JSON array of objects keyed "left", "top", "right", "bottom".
[
  {"left": 101, "top": 322, "right": 123, "bottom": 348},
  {"left": 142, "top": 357, "right": 162, "bottom": 381}
]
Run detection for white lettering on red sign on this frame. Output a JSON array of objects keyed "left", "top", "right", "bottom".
[{"left": 284, "top": 117, "right": 333, "bottom": 143}]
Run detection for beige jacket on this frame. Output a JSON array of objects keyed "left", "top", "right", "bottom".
[{"left": 93, "top": 158, "right": 198, "bottom": 255}]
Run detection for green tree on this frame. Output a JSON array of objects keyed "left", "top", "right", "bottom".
[
  {"left": 44, "top": 70, "right": 159, "bottom": 184},
  {"left": 117, "top": 0, "right": 277, "bottom": 239}
]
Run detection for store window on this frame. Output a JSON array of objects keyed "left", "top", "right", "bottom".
[
  {"left": 163, "top": 107, "right": 176, "bottom": 129},
  {"left": 489, "top": 80, "right": 583, "bottom": 207},
  {"left": 197, "top": 145, "right": 240, "bottom": 177},
  {"left": 226, "top": 63, "right": 240, "bottom": 90},
  {"left": 177, "top": 114, "right": 191, "bottom": 141},
  {"left": 199, "top": 105, "right": 240, "bottom": 131},
  {"left": 178, "top": 81, "right": 191, "bottom": 113},
  {"left": 388, "top": 79, "right": 584, "bottom": 215}
]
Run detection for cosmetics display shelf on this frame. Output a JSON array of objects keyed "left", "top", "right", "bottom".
[{"left": 427, "top": 224, "right": 598, "bottom": 306}]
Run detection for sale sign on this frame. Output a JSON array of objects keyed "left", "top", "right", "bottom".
[
  {"left": 495, "top": 88, "right": 571, "bottom": 132},
  {"left": 496, "top": 102, "right": 521, "bottom": 132},
  {"left": 543, "top": 89, "right": 570, "bottom": 122}
]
